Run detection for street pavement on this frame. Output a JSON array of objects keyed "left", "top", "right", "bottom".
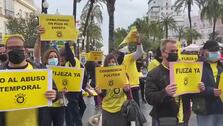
[{"left": 82, "top": 97, "right": 198, "bottom": 126}]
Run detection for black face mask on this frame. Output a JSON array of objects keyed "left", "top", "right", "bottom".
[
  {"left": 167, "top": 53, "right": 178, "bottom": 62},
  {"left": 0, "top": 54, "right": 7, "bottom": 62},
  {"left": 8, "top": 49, "right": 25, "bottom": 64}
]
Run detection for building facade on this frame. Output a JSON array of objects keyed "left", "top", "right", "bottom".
[
  {"left": 0, "top": 0, "right": 36, "bottom": 41},
  {"left": 147, "top": 0, "right": 185, "bottom": 38},
  {"left": 184, "top": 15, "right": 223, "bottom": 44}
]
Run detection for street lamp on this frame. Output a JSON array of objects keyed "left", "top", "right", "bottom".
[{"left": 42, "top": 0, "right": 49, "bottom": 14}]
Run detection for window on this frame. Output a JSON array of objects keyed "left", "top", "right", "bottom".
[
  {"left": 166, "top": 2, "right": 168, "bottom": 6},
  {"left": 4, "top": 0, "right": 14, "bottom": 17}
]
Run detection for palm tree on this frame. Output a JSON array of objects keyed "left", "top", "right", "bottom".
[
  {"left": 81, "top": 0, "right": 95, "bottom": 51},
  {"left": 103, "top": 0, "right": 116, "bottom": 52},
  {"left": 176, "top": 25, "right": 185, "bottom": 41},
  {"left": 88, "top": 22, "right": 103, "bottom": 50},
  {"left": 114, "top": 27, "right": 128, "bottom": 48},
  {"left": 174, "top": 0, "right": 202, "bottom": 43},
  {"left": 160, "top": 14, "right": 177, "bottom": 39},
  {"left": 81, "top": 1, "right": 103, "bottom": 24},
  {"left": 200, "top": 0, "right": 223, "bottom": 40},
  {"left": 80, "top": 0, "right": 104, "bottom": 52},
  {"left": 184, "top": 28, "right": 202, "bottom": 43},
  {"left": 80, "top": 0, "right": 103, "bottom": 52}
]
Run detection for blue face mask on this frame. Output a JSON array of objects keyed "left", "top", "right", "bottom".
[
  {"left": 48, "top": 58, "right": 59, "bottom": 66},
  {"left": 207, "top": 51, "right": 220, "bottom": 61}
]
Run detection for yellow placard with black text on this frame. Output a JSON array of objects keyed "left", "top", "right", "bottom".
[
  {"left": 87, "top": 51, "right": 103, "bottom": 61},
  {"left": 96, "top": 65, "right": 129, "bottom": 89},
  {"left": 0, "top": 69, "right": 52, "bottom": 111},
  {"left": 47, "top": 66, "right": 84, "bottom": 92},
  {"left": 180, "top": 54, "right": 198, "bottom": 62},
  {"left": 39, "top": 14, "right": 78, "bottom": 41},
  {"left": 170, "top": 62, "right": 203, "bottom": 96},
  {"left": 218, "top": 73, "right": 223, "bottom": 102}
]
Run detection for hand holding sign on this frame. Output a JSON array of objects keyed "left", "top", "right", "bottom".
[
  {"left": 170, "top": 62, "right": 203, "bottom": 96},
  {"left": 45, "top": 90, "right": 57, "bottom": 101},
  {"left": 39, "top": 14, "right": 78, "bottom": 41},
  {"left": 165, "top": 84, "right": 177, "bottom": 97},
  {"left": 199, "top": 82, "right": 205, "bottom": 92},
  {"left": 214, "top": 88, "right": 222, "bottom": 97}
]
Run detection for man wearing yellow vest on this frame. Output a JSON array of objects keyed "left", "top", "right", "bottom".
[
  {"left": 0, "top": 35, "right": 57, "bottom": 126},
  {"left": 145, "top": 40, "right": 205, "bottom": 126},
  {"left": 122, "top": 34, "right": 144, "bottom": 105},
  {"left": 193, "top": 40, "right": 223, "bottom": 126}
]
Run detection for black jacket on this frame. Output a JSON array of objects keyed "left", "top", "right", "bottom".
[
  {"left": 145, "top": 64, "right": 191, "bottom": 122},
  {"left": 0, "top": 61, "right": 58, "bottom": 126},
  {"left": 194, "top": 61, "right": 223, "bottom": 115}
]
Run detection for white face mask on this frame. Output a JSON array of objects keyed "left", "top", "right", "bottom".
[
  {"left": 48, "top": 58, "right": 59, "bottom": 66},
  {"left": 108, "top": 63, "right": 116, "bottom": 66}
]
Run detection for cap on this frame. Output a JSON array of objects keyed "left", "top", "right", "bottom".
[{"left": 203, "top": 40, "right": 219, "bottom": 51}]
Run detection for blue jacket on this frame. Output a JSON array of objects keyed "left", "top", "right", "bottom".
[{"left": 201, "top": 61, "right": 223, "bottom": 114}]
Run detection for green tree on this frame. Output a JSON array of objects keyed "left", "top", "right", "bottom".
[
  {"left": 183, "top": 28, "right": 202, "bottom": 43},
  {"left": 80, "top": 0, "right": 104, "bottom": 52},
  {"left": 200, "top": 0, "right": 223, "bottom": 40},
  {"left": 160, "top": 14, "right": 177, "bottom": 39},
  {"left": 114, "top": 27, "right": 128, "bottom": 48},
  {"left": 209, "top": 32, "right": 223, "bottom": 42},
  {"left": 6, "top": 13, "right": 38, "bottom": 48},
  {"left": 174, "top": 0, "right": 202, "bottom": 43},
  {"left": 176, "top": 25, "right": 185, "bottom": 41},
  {"left": 130, "top": 17, "right": 162, "bottom": 51},
  {"left": 88, "top": 22, "right": 103, "bottom": 50}
]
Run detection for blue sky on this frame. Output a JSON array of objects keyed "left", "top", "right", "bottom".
[{"left": 34, "top": 0, "right": 148, "bottom": 54}]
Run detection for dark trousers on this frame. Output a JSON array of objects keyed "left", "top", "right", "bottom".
[
  {"left": 65, "top": 93, "right": 83, "bottom": 126},
  {"left": 79, "top": 94, "right": 86, "bottom": 117},
  {"left": 131, "top": 87, "right": 140, "bottom": 106},
  {"left": 49, "top": 107, "right": 65, "bottom": 126},
  {"left": 139, "top": 78, "right": 146, "bottom": 102},
  {"left": 152, "top": 117, "right": 188, "bottom": 126}
]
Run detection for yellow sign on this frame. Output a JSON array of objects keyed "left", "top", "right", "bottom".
[
  {"left": 80, "top": 52, "right": 87, "bottom": 64},
  {"left": 119, "top": 26, "right": 138, "bottom": 46},
  {"left": 87, "top": 51, "right": 103, "bottom": 61},
  {"left": 0, "top": 69, "right": 52, "bottom": 111},
  {"left": 48, "top": 66, "right": 84, "bottom": 92},
  {"left": 218, "top": 73, "right": 223, "bottom": 102},
  {"left": 180, "top": 54, "right": 198, "bottom": 62},
  {"left": 170, "top": 62, "right": 203, "bottom": 96},
  {"left": 96, "top": 65, "right": 129, "bottom": 89},
  {"left": 39, "top": 14, "right": 78, "bottom": 41}
]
